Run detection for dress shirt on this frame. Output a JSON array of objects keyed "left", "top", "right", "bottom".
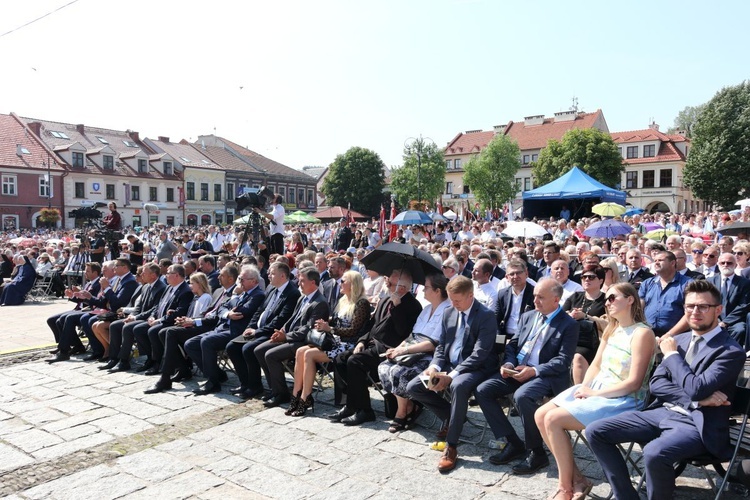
[
  {"left": 258, "top": 281, "right": 288, "bottom": 327},
  {"left": 447, "top": 302, "right": 474, "bottom": 379},
  {"left": 524, "top": 306, "right": 563, "bottom": 374},
  {"left": 638, "top": 272, "right": 693, "bottom": 334},
  {"left": 506, "top": 287, "right": 527, "bottom": 336}
]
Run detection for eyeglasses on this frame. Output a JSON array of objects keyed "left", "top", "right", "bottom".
[
  {"left": 506, "top": 271, "right": 525, "bottom": 277},
  {"left": 605, "top": 294, "right": 624, "bottom": 303},
  {"left": 719, "top": 261, "right": 736, "bottom": 266},
  {"left": 734, "top": 251, "right": 746, "bottom": 256},
  {"left": 704, "top": 254, "right": 717, "bottom": 258},
  {"left": 581, "top": 274, "right": 598, "bottom": 280},
  {"left": 692, "top": 250, "right": 704, "bottom": 254},
  {"left": 684, "top": 303, "right": 719, "bottom": 313}
]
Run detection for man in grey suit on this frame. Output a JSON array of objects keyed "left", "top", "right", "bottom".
[
  {"left": 710, "top": 252, "right": 750, "bottom": 343},
  {"left": 407, "top": 276, "right": 498, "bottom": 473},
  {"left": 476, "top": 277, "right": 579, "bottom": 474},
  {"left": 255, "top": 267, "right": 330, "bottom": 408}
]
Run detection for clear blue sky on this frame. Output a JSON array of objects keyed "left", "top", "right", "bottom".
[{"left": 1, "top": 0, "right": 747, "bottom": 170}]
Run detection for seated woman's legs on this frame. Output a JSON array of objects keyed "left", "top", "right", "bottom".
[
  {"left": 535, "top": 401, "right": 585, "bottom": 494},
  {"left": 92, "top": 321, "right": 110, "bottom": 357},
  {"left": 301, "top": 347, "right": 329, "bottom": 399},
  {"left": 571, "top": 353, "right": 589, "bottom": 385},
  {"left": 292, "top": 346, "right": 311, "bottom": 395}
]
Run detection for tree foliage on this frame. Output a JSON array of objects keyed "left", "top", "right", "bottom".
[
  {"left": 389, "top": 138, "right": 445, "bottom": 208},
  {"left": 532, "top": 128, "right": 624, "bottom": 188},
  {"left": 683, "top": 81, "right": 750, "bottom": 209},
  {"left": 321, "top": 146, "right": 386, "bottom": 216},
  {"left": 462, "top": 134, "right": 520, "bottom": 209},
  {"left": 667, "top": 104, "right": 706, "bottom": 138}
]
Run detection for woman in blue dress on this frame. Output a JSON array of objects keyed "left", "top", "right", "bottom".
[
  {"left": 534, "top": 283, "right": 656, "bottom": 500},
  {"left": 1, "top": 254, "right": 36, "bottom": 306}
]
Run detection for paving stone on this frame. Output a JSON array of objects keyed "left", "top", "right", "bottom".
[
  {"left": 282, "top": 437, "right": 350, "bottom": 466},
  {"left": 375, "top": 435, "right": 429, "bottom": 460},
  {"left": 203, "top": 454, "right": 252, "bottom": 478},
  {"left": 330, "top": 448, "right": 406, "bottom": 483},
  {"left": 116, "top": 448, "right": 194, "bottom": 482},
  {"left": 144, "top": 401, "right": 216, "bottom": 425},
  {"left": 24, "top": 468, "right": 147, "bottom": 500},
  {"left": 48, "top": 398, "right": 99, "bottom": 416},
  {"left": 239, "top": 442, "right": 323, "bottom": 476},
  {"left": 61, "top": 385, "right": 109, "bottom": 399},
  {"left": 2, "top": 428, "right": 64, "bottom": 453},
  {"left": 0, "top": 408, "right": 12, "bottom": 421},
  {"left": 89, "top": 413, "right": 153, "bottom": 437},
  {"left": 117, "top": 470, "right": 224, "bottom": 500},
  {"left": 0, "top": 417, "right": 33, "bottom": 437},
  {"left": 56, "top": 423, "right": 101, "bottom": 441},
  {"left": 195, "top": 482, "right": 266, "bottom": 499},
  {"left": 306, "top": 476, "right": 380, "bottom": 500},
  {"left": 226, "top": 463, "right": 321, "bottom": 498},
  {"left": 284, "top": 413, "right": 359, "bottom": 441},
  {"left": 0, "top": 442, "right": 34, "bottom": 473},
  {"left": 42, "top": 407, "right": 118, "bottom": 432},
  {"left": 18, "top": 407, "right": 69, "bottom": 426},
  {"left": 31, "top": 430, "right": 113, "bottom": 460},
  {"left": 154, "top": 439, "right": 231, "bottom": 468},
  {"left": 297, "top": 465, "right": 348, "bottom": 489},
  {"left": 328, "top": 426, "right": 390, "bottom": 455}
]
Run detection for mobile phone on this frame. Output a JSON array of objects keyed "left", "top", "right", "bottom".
[{"left": 501, "top": 366, "right": 520, "bottom": 375}]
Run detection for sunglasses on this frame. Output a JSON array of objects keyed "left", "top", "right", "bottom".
[
  {"left": 734, "top": 251, "right": 746, "bottom": 256},
  {"left": 704, "top": 254, "right": 717, "bottom": 258},
  {"left": 581, "top": 274, "right": 598, "bottom": 280},
  {"left": 605, "top": 294, "right": 623, "bottom": 303},
  {"left": 692, "top": 250, "right": 704, "bottom": 254}
]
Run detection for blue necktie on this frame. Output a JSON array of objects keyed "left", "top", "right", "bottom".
[
  {"left": 450, "top": 312, "right": 467, "bottom": 367},
  {"left": 517, "top": 314, "right": 547, "bottom": 365}
]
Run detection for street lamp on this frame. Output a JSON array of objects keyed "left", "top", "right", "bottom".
[{"left": 404, "top": 135, "right": 435, "bottom": 207}]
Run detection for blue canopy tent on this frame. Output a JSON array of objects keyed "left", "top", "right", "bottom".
[{"left": 521, "top": 166, "right": 626, "bottom": 220}]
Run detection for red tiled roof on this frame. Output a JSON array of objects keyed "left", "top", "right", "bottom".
[
  {"left": 210, "top": 136, "right": 312, "bottom": 181},
  {"left": 0, "top": 113, "right": 66, "bottom": 171},
  {"left": 144, "top": 138, "right": 224, "bottom": 171},
  {"left": 610, "top": 128, "right": 689, "bottom": 164},
  {"left": 504, "top": 110, "right": 606, "bottom": 150},
  {"left": 621, "top": 141, "right": 686, "bottom": 165},
  {"left": 187, "top": 144, "right": 264, "bottom": 175},
  {"left": 312, "top": 206, "right": 367, "bottom": 220},
  {"left": 444, "top": 131, "right": 495, "bottom": 157},
  {"left": 610, "top": 128, "right": 672, "bottom": 144}
]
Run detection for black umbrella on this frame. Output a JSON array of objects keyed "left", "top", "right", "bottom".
[
  {"left": 718, "top": 221, "right": 750, "bottom": 237},
  {"left": 360, "top": 242, "right": 441, "bottom": 285}
]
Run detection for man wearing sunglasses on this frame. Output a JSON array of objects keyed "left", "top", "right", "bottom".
[{"left": 587, "top": 280, "right": 745, "bottom": 500}]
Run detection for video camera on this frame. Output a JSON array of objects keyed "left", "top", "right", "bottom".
[{"left": 235, "top": 186, "right": 274, "bottom": 212}]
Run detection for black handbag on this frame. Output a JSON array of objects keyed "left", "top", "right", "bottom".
[
  {"left": 576, "top": 319, "right": 600, "bottom": 350},
  {"left": 393, "top": 334, "right": 432, "bottom": 366},
  {"left": 305, "top": 329, "right": 336, "bottom": 351},
  {"left": 96, "top": 311, "right": 119, "bottom": 322}
]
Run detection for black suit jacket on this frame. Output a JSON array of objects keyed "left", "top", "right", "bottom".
[
  {"left": 432, "top": 300, "right": 498, "bottom": 375},
  {"left": 156, "top": 281, "right": 194, "bottom": 327},
  {"left": 358, "top": 292, "right": 422, "bottom": 350},
  {"left": 684, "top": 269, "right": 706, "bottom": 280},
  {"left": 90, "top": 273, "right": 138, "bottom": 311},
  {"left": 320, "top": 278, "right": 342, "bottom": 314},
  {"left": 284, "top": 290, "right": 330, "bottom": 342},
  {"left": 250, "top": 282, "right": 301, "bottom": 339},
  {"left": 206, "top": 270, "right": 220, "bottom": 292},
  {"left": 626, "top": 268, "right": 653, "bottom": 288},
  {"left": 492, "top": 266, "right": 506, "bottom": 281},
  {"left": 133, "top": 280, "right": 167, "bottom": 319},
  {"left": 710, "top": 274, "right": 750, "bottom": 326},
  {"left": 203, "top": 286, "right": 266, "bottom": 336},
  {"left": 495, "top": 285, "right": 535, "bottom": 336}
]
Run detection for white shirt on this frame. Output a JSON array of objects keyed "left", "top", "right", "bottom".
[
  {"left": 270, "top": 204, "right": 285, "bottom": 236},
  {"left": 474, "top": 281, "right": 498, "bottom": 312},
  {"left": 561, "top": 280, "right": 583, "bottom": 303},
  {"left": 506, "top": 286, "right": 527, "bottom": 336}
]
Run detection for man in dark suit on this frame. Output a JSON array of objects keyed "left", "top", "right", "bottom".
[
  {"left": 315, "top": 253, "right": 330, "bottom": 283},
  {"left": 143, "top": 265, "right": 239, "bottom": 393},
  {"left": 131, "top": 264, "right": 193, "bottom": 373},
  {"left": 198, "top": 255, "right": 221, "bottom": 292},
  {"left": 329, "top": 268, "right": 422, "bottom": 425},
  {"left": 624, "top": 248, "right": 653, "bottom": 289},
  {"left": 587, "top": 280, "right": 745, "bottom": 500},
  {"left": 46, "top": 262, "right": 102, "bottom": 362},
  {"left": 320, "top": 256, "right": 345, "bottom": 313},
  {"left": 182, "top": 265, "right": 265, "bottom": 395},
  {"left": 225, "top": 262, "right": 300, "bottom": 399},
  {"left": 535, "top": 242, "right": 560, "bottom": 280},
  {"left": 488, "top": 249, "right": 506, "bottom": 281},
  {"left": 476, "top": 277, "right": 579, "bottom": 474},
  {"left": 495, "top": 259, "right": 535, "bottom": 355},
  {"left": 457, "top": 249, "right": 473, "bottom": 279},
  {"left": 407, "top": 276, "right": 498, "bottom": 473},
  {"left": 674, "top": 249, "right": 705, "bottom": 280},
  {"left": 709, "top": 253, "right": 750, "bottom": 343},
  {"left": 255, "top": 267, "right": 329, "bottom": 407},
  {"left": 100, "top": 262, "right": 166, "bottom": 370}
]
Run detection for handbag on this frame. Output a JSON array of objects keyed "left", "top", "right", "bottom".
[
  {"left": 96, "top": 311, "right": 119, "bottom": 322},
  {"left": 305, "top": 329, "right": 336, "bottom": 351},
  {"left": 576, "top": 319, "right": 600, "bottom": 350},
  {"left": 393, "top": 334, "right": 431, "bottom": 367}
]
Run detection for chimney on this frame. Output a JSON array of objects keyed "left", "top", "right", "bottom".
[
  {"left": 158, "top": 136, "right": 170, "bottom": 143},
  {"left": 128, "top": 130, "right": 140, "bottom": 142},
  {"left": 76, "top": 124, "right": 85, "bottom": 134},
  {"left": 649, "top": 121, "right": 659, "bottom": 131},
  {"left": 493, "top": 124, "right": 507, "bottom": 134},
  {"left": 28, "top": 121, "right": 42, "bottom": 136},
  {"left": 524, "top": 115, "right": 545, "bottom": 126}
]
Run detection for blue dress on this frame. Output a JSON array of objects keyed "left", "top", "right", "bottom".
[
  {"left": 1, "top": 260, "right": 36, "bottom": 306},
  {"left": 552, "top": 322, "right": 654, "bottom": 427}
]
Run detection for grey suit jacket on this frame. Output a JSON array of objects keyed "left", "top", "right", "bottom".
[{"left": 431, "top": 300, "right": 498, "bottom": 375}]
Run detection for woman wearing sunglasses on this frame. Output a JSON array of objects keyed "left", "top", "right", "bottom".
[
  {"left": 732, "top": 242, "right": 750, "bottom": 279},
  {"left": 534, "top": 283, "right": 655, "bottom": 500}
]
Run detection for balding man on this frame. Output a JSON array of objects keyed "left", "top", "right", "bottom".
[
  {"left": 549, "top": 260, "right": 583, "bottom": 303},
  {"left": 625, "top": 248, "right": 653, "bottom": 289},
  {"left": 472, "top": 258, "right": 498, "bottom": 312}
]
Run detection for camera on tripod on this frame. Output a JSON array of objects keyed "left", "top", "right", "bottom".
[{"left": 235, "top": 186, "right": 274, "bottom": 212}]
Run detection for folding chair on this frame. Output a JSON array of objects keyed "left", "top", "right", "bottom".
[{"left": 27, "top": 275, "right": 55, "bottom": 302}]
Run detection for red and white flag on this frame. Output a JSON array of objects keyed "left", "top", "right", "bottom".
[
  {"left": 378, "top": 204, "right": 386, "bottom": 237},
  {"left": 436, "top": 199, "right": 443, "bottom": 215},
  {"left": 389, "top": 199, "right": 398, "bottom": 242}
]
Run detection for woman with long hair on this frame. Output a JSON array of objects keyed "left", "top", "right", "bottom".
[
  {"left": 287, "top": 270, "right": 371, "bottom": 416},
  {"left": 534, "top": 283, "right": 656, "bottom": 500},
  {"left": 287, "top": 231, "right": 304, "bottom": 255},
  {"left": 599, "top": 257, "right": 620, "bottom": 294},
  {"left": 187, "top": 272, "right": 213, "bottom": 317}
]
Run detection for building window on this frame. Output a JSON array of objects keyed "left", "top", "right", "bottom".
[
  {"left": 524, "top": 178, "right": 532, "bottom": 191},
  {"left": 298, "top": 189, "right": 304, "bottom": 203},
  {"left": 445, "top": 160, "right": 451, "bottom": 170},
  {"left": 186, "top": 182, "right": 195, "bottom": 200},
  {"left": 531, "top": 154, "right": 538, "bottom": 162},
  {"left": 149, "top": 187, "right": 158, "bottom": 201},
  {"left": 138, "top": 159, "right": 148, "bottom": 173},
  {"left": 106, "top": 184, "right": 115, "bottom": 199},
  {"left": 200, "top": 183, "right": 209, "bottom": 201},
  {"left": 103, "top": 155, "right": 114, "bottom": 170},
  {"left": 445, "top": 182, "right": 453, "bottom": 194},
  {"left": 522, "top": 155, "right": 530, "bottom": 165},
  {"left": 453, "top": 159, "right": 461, "bottom": 170},
  {"left": 660, "top": 169, "right": 672, "bottom": 187},
  {"left": 278, "top": 186, "right": 286, "bottom": 200},
  {"left": 289, "top": 188, "right": 296, "bottom": 206},
  {"left": 72, "top": 152, "right": 84, "bottom": 168},
  {"left": 39, "top": 175, "right": 51, "bottom": 197},
  {"left": 166, "top": 216, "right": 175, "bottom": 226},
  {"left": 626, "top": 146, "right": 638, "bottom": 159},
  {"left": 307, "top": 189, "right": 314, "bottom": 205},
  {"left": 132, "top": 215, "right": 141, "bottom": 227},
  {"left": 74, "top": 182, "right": 84, "bottom": 198},
  {"left": 642, "top": 170, "right": 655, "bottom": 188},
  {"left": 166, "top": 187, "right": 174, "bottom": 202},
  {"left": 2, "top": 175, "right": 17, "bottom": 196},
  {"left": 226, "top": 182, "right": 235, "bottom": 200},
  {"left": 463, "top": 184, "right": 470, "bottom": 194},
  {"left": 626, "top": 171, "right": 638, "bottom": 189},
  {"left": 644, "top": 145, "right": 656, "bottom": 157},
  {"left": 163, "top": 161, "right": 173, "bottom": 176},
  {"left": 214, "top": 183, "right": 221, "bottom": 201},
  {"left": 131, "top": 186, "right": 140, "bottom": 200},
  {"left": 201, "top": 214, "right": 211, "bottom": 225}
]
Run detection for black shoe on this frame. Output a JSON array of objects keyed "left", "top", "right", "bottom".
[
  {"left": 511, "top": 450, "right": 549, "bottom": 475},
  {"left": 108, "top": 361, "right": 131, "bottom": 373},
  {"left": 46, "top": 351, "right": 70, "bottom": 363},
  {"left": 49, "top": 348, "right": 60, "bottom": 355},
  {"left": 240, "top": 387, "right": 265, "bottom": 400},
  {"left": 82, "top": 353, "right": 102, "bottom": 362},
  {"left": 98, "top": 359, "right": 118, "bottom": 371},
  {"left": 144, "top": 380, "right": 172, "bottom": 394},
  {"left": 342, "top": 410, "right": 377, "bottom": 426},
  {"left": 230, "top": 385, "right": 248, "bottom": 395},
  {"left": 70, "top": 345, "right": 86, "bottom": 355},
  {"left": 144, "top": 366, "right": 161, "bottom": 376},
  {"left": 327, "top": 406, "right": 355, "bottom": 422},
  {"left": 217, "top": 370, "right": 229, "bottom": 383},
  {"left": 97, "top": 357, "right": 110, "bottom": 363},
  {"left": 193, "top": 382, "right": 221, "bottom": 396},
  {"left": 135, "top": 360, "right": 154, "bottom": 373},
  {"left": 489, "top": 442, "right": 526, "bottom": 465},
  {"left": 170, "top": 369, "right": 193, "bottom": 383},
  {"left": 261, "top": 392, "right": 274, "bottom": 402},
  {"left": 509, "top": 406, "right": 519, "bottom": 417},
  {"left": 263, "top": 394, "right": 291, "bottom": 408}
]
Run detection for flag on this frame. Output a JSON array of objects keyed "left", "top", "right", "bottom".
[
  {"left": 389, "top": 199, "right": 398, "bottom": 241},
  {"left": 347, "top": 202, "right": 355, "bottom": 224},
  {"left": 378, "top": 204, "right": 386, "bottom": 237},
  {"left": 124, "top": 183, "right": 131, "bottom": 207}
]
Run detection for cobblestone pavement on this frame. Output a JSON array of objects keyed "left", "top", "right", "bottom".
[{"left": 0, "top": 303, "right": 744, "bottom": 499}]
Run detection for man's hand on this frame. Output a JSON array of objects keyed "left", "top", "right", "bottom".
[
  {"left": 430, "top": 373, "right": 452, "bottom": 392},
  {"left": 99, "top": 277, "right": 110, "bottom": 289},
  {"left": 243, "top": 328, "right": 255, "bottom": 339},
  {"left": 500, "top": 363, "right": 516, "bottom": 379},
  {"left": 699, "top": 390, "right": 731, "bottom": 407},
  {"left": 147, "top": 317, "right": 157, "bottom": 326},
  {"left": 353, "top": 342, "right": 366, "bottom": 354},
  {"left": 512, "top": 365, "right": 536, "bottom": 383},
  {"left": 270, "top": 330, "right": 285, "bottom": 343},
  {"left": 124, "top": 315, "right": 136, "bottom": 323},
  {"left": 227, "top": 311, "right": 244, "bottom": 320},
  {"left": 660, "top": 336, "right": 677, "bottom": 354}
]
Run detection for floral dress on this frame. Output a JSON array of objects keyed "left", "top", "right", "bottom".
[{"left": 325, "top": 297, "right": 371, "bottom": 359}]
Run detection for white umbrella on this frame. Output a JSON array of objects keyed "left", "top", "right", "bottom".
[
  {"left": 503, "top": 221, "right": 549, "bottom": 238},
  {"left": 735, "top": 199, "right": 750, "bottom": 208},
  {"left": 442, "top": 209, "right": 457, "bottom": 220}
]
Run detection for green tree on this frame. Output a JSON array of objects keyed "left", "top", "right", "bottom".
[
  {"left": 463, "top": 134, "right": 520, "bottom": 209},
  {"left": 532, "top": 128, "right": 624, "bottom": 187},
  {"left": 389, "top": 138, "right": 445, "bottom": 209},
  {"left": 684, "top": 81, "right": 750, "bottom": 208},
  {"left": 667, "top": 104, "right": 706, "bottom": 138},
  {"left": 321, "top": 146, "right": 386, "bottom": 216}
]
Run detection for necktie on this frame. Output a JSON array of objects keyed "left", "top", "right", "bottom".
[
  {"left": 630, "top": 272, "right": 636, "bottom": 282},
  {"left": 258, "top": 288, "right": 279, "bottom": 327},
  {"left": 112, "top": 277, "right": 121, "bottom": 292},
  {"left": 289, "top": 296, "right": 308, "bottom": 330},
  {"left": 450, "top": 312, "right": 467, "bottom": 366},
  {"left": 684, "top": 334, "right": 703, "bottom": 365},
  {"left": 517, "top": 314, "right": 547, "bottom": 365},
  {"left": 722, "top": 278, "right": 729, "bottom": 310},
  {"left": 157, "top": 286, "right": 175, "bottom": 318}
]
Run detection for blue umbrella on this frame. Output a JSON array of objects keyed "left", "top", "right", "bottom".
[
  {"left": 583, "top": 219, "right": 633, "bottom": 239},
  {"left": 391, "top": 210, "right": 433, "bottom": 225},
  {"left": 624, "top": 207, "right": 644, "bottom": 216}
]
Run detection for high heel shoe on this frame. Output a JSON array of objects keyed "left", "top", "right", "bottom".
[
  {"left": 284, "top": 391, "right": 302, "bottom": 416},
  {"left": 291, "top": 395, "right": 314, "bottom": 417}
]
